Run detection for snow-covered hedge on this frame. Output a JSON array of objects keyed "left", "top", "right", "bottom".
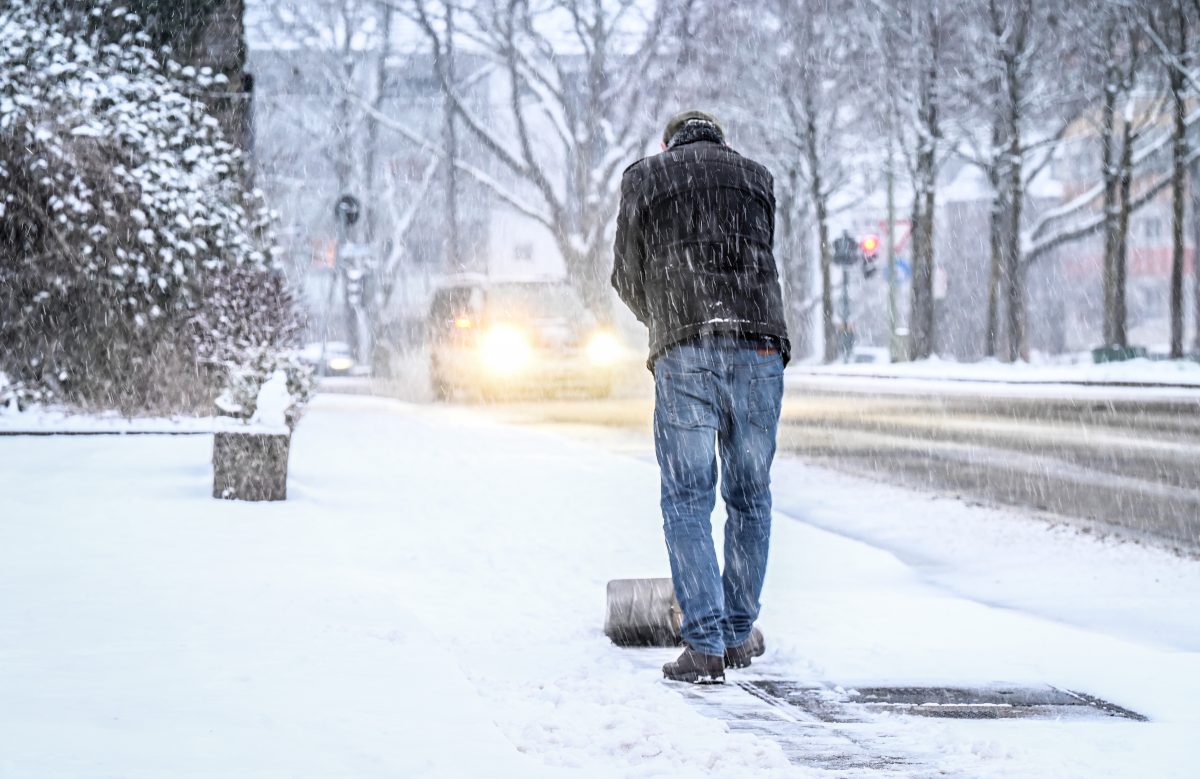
[{"left": 0, "top": 0, "right": 307, "bottom": 415}]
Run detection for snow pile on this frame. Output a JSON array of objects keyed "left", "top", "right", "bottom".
[
  {"left": 787, "top": 352, "right": 1200, "bottom": 391},
  {"left": 215, "top": 349, "right": 314, "bottom": 430},
  {"left": 0, "top": 0, "right": 300, "bottom": 413},
  {"left": 0, "top": 408, "right": 277, "bottom": 435},
  {"left": 247, "top": 370, "right": 290, "bottom": 431}
]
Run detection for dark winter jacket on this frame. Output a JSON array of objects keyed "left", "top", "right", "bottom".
[{"left": 611, "top": 139, "right": 790, "bottom": 370}]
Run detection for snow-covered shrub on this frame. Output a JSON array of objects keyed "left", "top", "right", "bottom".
[
  {"left": 0, "top": 0, "right": 304, "bottom": 415},
  {"left": 195, "top": 261, "right": 313, "bottom": 426},
  {"left": 216, "top": 346, "right": 315, "bottom": 430},
  {"left": 0, "top": 371, "right": 17, "bottom": 413}
]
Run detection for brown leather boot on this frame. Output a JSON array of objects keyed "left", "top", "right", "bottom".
[
  {"left": 724, "top": 626, "right": 765, "bottom": 669},
  {"left": 662, "top": 647, "right": 726, "bottom": 684}
]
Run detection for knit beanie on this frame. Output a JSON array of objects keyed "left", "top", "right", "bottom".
[{"left": 662, "top": 110, "right": 724, "bottom": 147}]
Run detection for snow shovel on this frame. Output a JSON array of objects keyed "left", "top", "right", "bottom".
[{"left": 604, "top": 577, "right": 682, "bottom": 647}]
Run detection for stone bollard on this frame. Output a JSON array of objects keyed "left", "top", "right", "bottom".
[{"left": 212, "top": 431, "right": 291, "bottom": 501}]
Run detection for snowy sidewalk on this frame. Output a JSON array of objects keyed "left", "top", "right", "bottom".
[
  {"left": 788, "top": 356, "right": 1200, "bottom": 387},
  {"left": 1, "top": 394, "right": 1197, "bottom": 777},
  {"left": 785, "top": 357, "right": 1200, "bottom": 401}
]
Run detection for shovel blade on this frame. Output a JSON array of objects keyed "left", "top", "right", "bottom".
[{"left": 604, "top": 577, "right": 682, "bottom": 647}]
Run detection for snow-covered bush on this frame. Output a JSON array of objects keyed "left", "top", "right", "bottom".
[
  {"left": 0, "top": 0, "right": 304, "bottom": 415},
  {"left": 194, "top": 262, "right": 314, "bottom": 426},
  {"left": 216, "top": 346, "right": 314, "bottom": 430},
  {"left": 0, "top": 371, "right": 16, "bottom": 413}
]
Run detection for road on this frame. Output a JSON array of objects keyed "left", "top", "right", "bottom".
[{"left": 464, "top": 374, "right": 1200, "bottom": 553}]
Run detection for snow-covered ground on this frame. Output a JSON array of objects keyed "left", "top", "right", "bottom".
[
  {"left": 789, "top": 355, "right": 1200, "bottom": 394},
  {"left": 1, "top": 394, "right": 1197, "bottom": 777},
  {"left": 785, "top": 357, "right": 1200, "bottom": 404},
  {"left": 0, "top": 407, "right": 283, "bottom": 435}
]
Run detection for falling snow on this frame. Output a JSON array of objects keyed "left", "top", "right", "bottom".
[{"left": 2, "top": 0, "right": 1200, "bottom": 776}]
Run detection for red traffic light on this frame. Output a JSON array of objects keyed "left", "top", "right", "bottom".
[{"left": 860, "top": 235, "right": 880, "bottom": 255}]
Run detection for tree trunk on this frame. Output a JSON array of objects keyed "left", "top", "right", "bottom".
[
  {"left": 1169, "top": 11, "right": 1188, "bottom": 359},
  {"left": 802, "top": 98, "right": 836, "bottom": 363},
  {"left": 994, "top": 2, "right": 1030, "bottom": 363},
  {"left": 910, "top": 151, "right": 937, "bottom": 360},
  {"left": 442, "top": 4, "right": 463, "bottom": 272},
  {"left": 1100, "top": 69, "right": 1119, "bottom": 347},
  {"left": 1195, "top": 235, "right": 1200, "bottom": 355},
  {"left": 1115, "top": 118, "right": 1132, "bottom": 348},
  {"left": 365, "top": 3, "right": 393, "bottom": 244},
  {"left": 985, "top": 215, "right": 1002, "bottom": 358},
  {"left": 778, "top": 168, "right": 813, "bottom": 359},
  {"left": 815, "top": 194, "right": 834, "bottom": 363},
  {"left": 909, "top": 187, "right": 932, "bottom": 360},
  {"left": 923, "top": 175, "right": 937, "bottom": 358},
  {"left": 985, "top": 130, "right": 1003, "bottom": 359},
  {"left": 909, "top": 16, "right": 939, "bottom": 361},
  {"left": 1005, "top": 107, "right": 1026, "bottom": 361},
  {"left": 1193, "top": 155, "right": 1200, "bottom": 355},
  {"left": 996, "top": 181, "right": 1016, "bottom": 361},
  {"left": 885, "top": 134, "right": 899, "bottom": 358}
]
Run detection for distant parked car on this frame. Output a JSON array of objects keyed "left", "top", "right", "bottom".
[
  {"left": 428, "top": 276, "right": 623, "bottom": 400},
  {"left": 851, "top": 347, "right": 891, "bottom": 365},
  {"left": 298, "top": 341, "right": 359, "bottom": 376}
]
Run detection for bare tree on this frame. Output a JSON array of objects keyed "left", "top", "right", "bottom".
[
  {"left": 953, "top": 0, "right": 1082, "bottom": 361},
  {"left": 1023, "top": 111, "right": 1200, "bottom": 257},
  {"left": 873, "top": 0, "right": 960, "bottom": 359},
  {"left": 1022, "top": 1, "right": 1200, "bottom": 355},
  {"left": 255, "top": 1, "right": 377, "bottom": 366},
  {"left": 1194, "top": 150, "right": 1200, "bottom": 353},
  {"left": 685, "top": 3, "right": 824, "bottom": 360},
  {"left": 1143, "top": 0, "right": 1199, "bottom": 358},
  {"left": 774, "top": 161, "right": 819, "bottom": 360},
  {"left": 391, "top": 0, "right": 697, "bottom": 317},
  {"left": 1094, "top": 6, "right": 1145, "bottom": 350},
  {"left": 769, "top": 0, "right": 865, "bottom": 363},
  {"left": 258, "top": 1, "right": 386, "bottom": 215}
]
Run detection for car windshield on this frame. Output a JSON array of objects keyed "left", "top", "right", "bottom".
[{"left": 486, "top": 284, "right": 588, "bottom": 321}]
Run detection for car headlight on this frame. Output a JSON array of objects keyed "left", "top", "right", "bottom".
[
  {"left": 586, "top": 330, "right": 622, "bottom": 365},
  {"left": 327, "top": 356, "right": 355, "bottom": 372},
  {"left": 480, "top": 324, "right": 533, "bottom": 373}
]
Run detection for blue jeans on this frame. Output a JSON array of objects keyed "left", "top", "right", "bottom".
[{"left": 653, "top": 336, "right": 784, "bottom": 656}]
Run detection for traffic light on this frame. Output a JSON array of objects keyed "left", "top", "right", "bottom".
[
  {"left": 832, "top": 231, "right": 860, "bottom": 267},
  {"left": 860, "top": 234, "right": 880, "bottom": 278}
]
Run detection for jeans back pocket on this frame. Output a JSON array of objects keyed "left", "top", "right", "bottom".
[
  {"left": 748, "top": 371, "right": 783, "bottom": 431},
  {"left": 658, "top": 370, "right": 717, "bottom": 429}
]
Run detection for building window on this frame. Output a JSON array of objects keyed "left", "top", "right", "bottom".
[{"left": 514, "top": 243, "right": 533, "bottom": 263}]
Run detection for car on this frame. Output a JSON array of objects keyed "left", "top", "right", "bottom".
[
  {"left": 298, "top": 341, "right": 359, "bottom": 377},
  {"left": 427, "top": 277, "right": 623, "bottom": 400},
  {"left": 850, "top": 346, "right": 892, "bottom": 364}
]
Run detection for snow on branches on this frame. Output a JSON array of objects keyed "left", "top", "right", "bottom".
[{"left": 0, "top": 0, "right": 306, "bottom": 414}]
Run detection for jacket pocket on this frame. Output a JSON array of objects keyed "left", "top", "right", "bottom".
[
  {"left": 748, "top": 371, "right": 783, "bottom": 431},
  {"left": 659, "top": 370, "right": 717, "bottom": 429}
]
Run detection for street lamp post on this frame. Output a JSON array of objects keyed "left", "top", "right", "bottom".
[
  {"left": 831, "top": 230, "right": 861, "bottom": 363},
  {"left": 319, "top": 194, "right": 362, "bottom": 376}
]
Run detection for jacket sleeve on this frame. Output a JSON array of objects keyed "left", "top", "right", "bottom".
[
  {"left": 766, "top": 169, "right": 777, "bottom": 249},
  {"left": 611, "top": 168, "right": 649, "bottom": 325}
]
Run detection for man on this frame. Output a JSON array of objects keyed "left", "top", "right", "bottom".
[{"left": 612, "top": 110, "right": 790, "bottom": 684}]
